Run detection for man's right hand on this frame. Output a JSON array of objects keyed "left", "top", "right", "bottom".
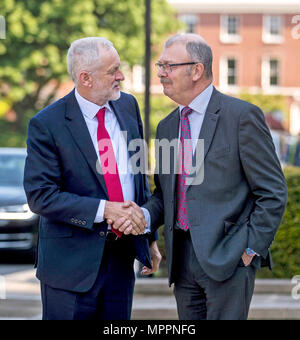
[{"left": 104, "top": 200, "right": 146, "bottom": 235}]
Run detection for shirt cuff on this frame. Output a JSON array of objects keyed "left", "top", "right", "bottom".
[
  {"left": 246, "top": 248, "right": 260, "bottom": 256},
  {"left": 141, "top": 207, "right": 151, "bottom": 234},
  {"left": 94, "top": 200, "right": 106, "bottom": 223}
]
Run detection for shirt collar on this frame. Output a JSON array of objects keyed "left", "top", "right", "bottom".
[
  {"left": 74, "top": 88, "right": 112, "bottom": 120},
  {"left": 179, "top": 83, "right": 213, "bottom": 116}
]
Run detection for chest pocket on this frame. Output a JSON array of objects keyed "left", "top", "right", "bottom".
[{"left": 212, "top": 144, "right": 231, "bottom": 159}]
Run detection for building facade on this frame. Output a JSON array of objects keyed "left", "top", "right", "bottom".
[{"left": 159, "top": 0, "right": 300, "bottom": 135}]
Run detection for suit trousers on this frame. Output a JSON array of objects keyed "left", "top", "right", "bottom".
[
  {"left": 173, "top": 229, "right": 257, "bottom": 320},
  {"left": 40, "top": 234, "right": 136, "bottom": 320}
]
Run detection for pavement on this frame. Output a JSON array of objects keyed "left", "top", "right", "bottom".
[
  {"left": 0, "top": 268, "right": 299, "bottom": 320},
  {"left": 132, "top": 278, "right": 300, "bottom": 320}
]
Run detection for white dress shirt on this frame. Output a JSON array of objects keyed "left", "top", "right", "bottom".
[
  {"left": 178, "top": 83, "right": 213, "bottom": 152},
  {"left": 74, "top": 89, "right": 136, "bottom": 225}
]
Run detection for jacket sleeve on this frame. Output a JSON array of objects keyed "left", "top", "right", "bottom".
[
  {"left": 142, "top": 121, "right": 165, "bottom": 233},
  {"left": 238, "top": 104, "right": 288, "bottom": 258},
  {"left": 24, "top": 116, "right": 100, "bottom": 231},
  {"left": 133, "top": 96, "right": 159, "bottom": 242}
]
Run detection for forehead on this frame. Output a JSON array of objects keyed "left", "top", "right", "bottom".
[
  {"left": 97, "top": 47, "right": 120, "bottom": 70},
  {"left": 159, "top": 43, "right": 189, "bottom": 63}
]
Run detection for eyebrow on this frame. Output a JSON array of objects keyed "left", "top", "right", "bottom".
[
  {"left": 107, "top": 64, "right": 120, "bottom": 73},
  {"left": 158, "top": 59, "right": 172, "bottom": 63},
  {"left": 157, "top": 59, "right": 181, "bottom": 65}
]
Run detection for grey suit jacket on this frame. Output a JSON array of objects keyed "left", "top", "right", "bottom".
[{"left": 143, "top": 87, "right": 288, "bottom": 284}]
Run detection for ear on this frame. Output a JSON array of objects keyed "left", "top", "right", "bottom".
[
  {"left": 192, "top": 63, "right": 205, "bottom": 81},
  {"left": 78, "top": 70, "right": 93, "bottom": 88}
]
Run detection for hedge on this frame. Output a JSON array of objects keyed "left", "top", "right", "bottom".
[{"left": 257, "top": 166, "right": 300, "bottom": 278}]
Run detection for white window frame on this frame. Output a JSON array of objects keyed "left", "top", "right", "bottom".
[
  {"left": 132, "top": 65, "right": 145, "bottom": 93},
  {"left": 220, "top": 15, "right": 242, "bottom": 44},
  {"left": 262, "top": 15, "right": 284, "bottom": 44},
  {"left": 261, "top": 56, "right": 281, "bottom": 90},
  {"left": 290, "top": 102, "right": 300, "bottom": 136},
  {"left": 219, "top": 56, "right": 239, "bottom": 93}
]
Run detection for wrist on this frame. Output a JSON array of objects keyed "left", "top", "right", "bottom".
[{"left": 103, "top": 201, "right": 113, "bottom": 219}]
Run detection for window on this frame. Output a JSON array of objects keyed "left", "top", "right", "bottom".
[
  {"left": 270, "top": 59, "right": 279, "bottom": 86},
  {"left": 262, "top": 15, "right": 284, "bottom": 44},
  {"left": 220, "top": 15, "right": 242, "bottom": 43},
  {"left": 227, "top": 16, "right": 239, "bottom": 35},
  {"left": 262, "top": 57, "right": 280, "bottom": 88},
  {"left": 227, "top": 59, "right": 237, "bottom": 85},
  {"left": 179, "top": 14, "right": 198, "bottom": 33},
  {"left": 220, "top": 57, "right": 238, "bottom": 91}
]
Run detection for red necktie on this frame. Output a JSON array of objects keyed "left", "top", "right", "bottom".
[
  {"left": 96, "top": 107, "right": 123, "bottom": 238},
  {"left": 176, "top": 106, "right": 193, "bottom": 231}
]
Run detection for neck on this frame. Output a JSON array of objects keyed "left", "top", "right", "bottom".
[
  {"left": 180, "top": 80, "right": 212, "bottom": 106},
  {"left": 76, "top": 86, "right": 106, "bottom": 106}
]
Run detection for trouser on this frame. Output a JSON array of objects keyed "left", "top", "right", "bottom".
[
  {"left": 40, "top": 234, "right": 136, "bottom": 320},
  {"left": 173, "top": 229, "right": 257, "bottom": 320}
]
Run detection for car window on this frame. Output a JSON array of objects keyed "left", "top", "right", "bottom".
[{"left": 0, "top": 154, "right": 26, "bottom": 187}]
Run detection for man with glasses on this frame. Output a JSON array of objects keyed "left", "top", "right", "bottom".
[{"left": 123, "top": 33, "right": 287, "bottom": 319}]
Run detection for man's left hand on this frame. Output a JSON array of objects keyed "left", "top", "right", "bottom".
[
  {"left": 141, "top": 241, "right": 162, "bottom": 275},
  {"left": 241, "top": 250, "right": 255, "bottom": 266}
]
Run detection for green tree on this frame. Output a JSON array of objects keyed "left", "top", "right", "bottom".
[
  {"left": 239, "top": 92, "right": 289, "bottom": 117},
  {"left": 0, "top": 0, "right": 180, "bottom": 146}
]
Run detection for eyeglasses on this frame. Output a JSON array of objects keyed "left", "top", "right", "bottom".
[{"left": 155, "top": 62, "right": 198, "bottom": 73}]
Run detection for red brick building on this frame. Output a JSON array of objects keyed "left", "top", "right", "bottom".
[{"left": 156, "top": 0, "right": 300, "bottom": 135}]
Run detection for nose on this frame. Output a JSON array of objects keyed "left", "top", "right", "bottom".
[
  {"left": 157, "top": 66, "right": 167, "bottom": 78},
  {"left": 116, "top": 69, "right": 125, "bottom": 81}
]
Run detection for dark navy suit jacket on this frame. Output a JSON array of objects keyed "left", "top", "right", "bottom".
[{"left": 24, "top": 90, "right": 153, "bottom": 293}]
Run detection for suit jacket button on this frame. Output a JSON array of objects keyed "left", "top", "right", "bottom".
[{"left": 99, "top": 231, "right": 105, "bottom": 237}]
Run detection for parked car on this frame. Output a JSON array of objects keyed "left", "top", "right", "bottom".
[{"left": 0, "top": 148, "right": 38, "bottom": 260}]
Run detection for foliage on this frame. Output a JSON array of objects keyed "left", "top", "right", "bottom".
[
  {"left": 257, "top": 166, "right": 300, "bottom": 278},
  {"left": 135, "top": 92, "right": 177, "bottom": 138},
  {"left": 0, "top": 0, "right": 180, "bottom": 146},
  {"left": 239, "top": 92, "right": 289, "bottom": 118}
]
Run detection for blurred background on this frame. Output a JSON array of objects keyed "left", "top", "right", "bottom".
[{"left": 0, "top": 0, "right": 300, "bottom": 320}]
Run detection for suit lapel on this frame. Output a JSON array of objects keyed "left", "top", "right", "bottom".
[
  {"left": 187, "top": 87, "right": 221, "bottom": 189},
  {"left": 198, "top": 87, "right": 221, "bottom": 159},
  {"left": 166, "top": 109, "right": 180, "bottom": 202},
  {"left": 109, "top": 99, "right": 137, "bottom": 150},
  {"left": 64, "top": 90, "right": 109, "bottom": 197},
  {"left": 109, "top": 98, "right": 144, "bottom": 204}
]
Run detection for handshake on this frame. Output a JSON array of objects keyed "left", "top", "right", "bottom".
[{"left": 104, "top": 200, "right": 147, "bottom": 235}]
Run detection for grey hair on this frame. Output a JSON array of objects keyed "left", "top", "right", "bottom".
[
  {"left": 165, "top": 33, "right": 213, "bottom": 80},
  {"left": 67, "top": 37, "right": 115, "bottom": 84}
]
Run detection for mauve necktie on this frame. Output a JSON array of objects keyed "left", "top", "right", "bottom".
[
  {"left": 96, "top": 107, "right": 123, "bottom": 238},
  {"left": 176, "top": 106, "right": 193, "bottom": 231}
]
